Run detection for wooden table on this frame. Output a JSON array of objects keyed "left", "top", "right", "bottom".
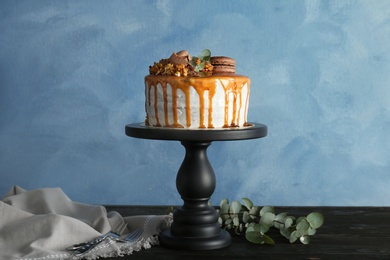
[{"left": 105, "top": 206, "right": 390, "bottom": 259}]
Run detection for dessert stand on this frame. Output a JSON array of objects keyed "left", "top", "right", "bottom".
[{"left": 125, "top": 123, "right": 267, "bottom": 250}]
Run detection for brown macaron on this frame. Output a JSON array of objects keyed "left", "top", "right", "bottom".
[{"left": 210, "top": 56, "right": 236, "bottom": 74}]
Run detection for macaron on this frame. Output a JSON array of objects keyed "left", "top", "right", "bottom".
[{"left": 210, "top": 56, "right": 236, "bottom": 74}]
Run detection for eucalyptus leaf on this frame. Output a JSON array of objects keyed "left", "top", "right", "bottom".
[
  {"left": 259, "top": 223, "right": 270, "bottom": 234},
  {"left": 307, "top": 227, "right": 317, "bottom": 236},
  {"left": 294, "top": 229, "right": 304, "bottom": 237},
  {"left": 260, "top": 206, "right": 274, "bottom": 216},
  {"left": 246, "top": 222, "right": 255, "bottom": 232},
  {"left": 194, "top": 63, "right": 204, "bottom": 72},
  {"left": 274, "top": 221, "right": 283, "bottom": 229},
  {"left": 230, "top": 200, "right": 242, "bottom": 214},
  {"left": 201, "top": 49, "right": 211, "bottom": 60},
  {"left": 297, "top": 219, "right": 310, "bottom": 235},
  {"left": 296, "top": 216, "right": 306, "bottom": 224},
  {"left": 252, "top": 223, "right": 262, "bottom": 233},
  {"left": 220, "top": 203, "right": 229, "bottom": 215},
  {"left": 275, "top": 212, "right": 287, "bottom": 222},
  {"left": 307, "top": 212, "right": 324, "bottom": 229},
  {"left": 233, "top": 216, "right": 240, "bottom": 227},
  {"left": 249, "top": 206, "right": 260, "bottom": 218},
  {"left": 260, "top": 212, "right": 275, "bottom": 226},
  {"left": 289, "top": 231, "right": 299, "bottom": 243},
  {"left": 274, "top": 212, "right": 288, "bottom": 229},
  {"left": 300, "top": 235, "right": 310, "bottom": 245},
  {"left": 245, "top": 231, "right": 265, "bottom": 244},
  {"left": 247, "top": 223, "right": 268, "bottom": 234},
  {"left": 243, "top": 211, "right": 250, "bottom": 223},
  {"left": 242, "top": 198, "right": 254, "bottom": 210},
  {"left": 280, "top": 227, "right": 292, "bottom": 239},
  {"left": 220, "top": 206, "right": 230, "bottom": 221},
  {"left": 220, "top": 198, "right": 229, "bottom": 207},
  {"left": 263, "top": 234, "right": 275, "bottom": 245},
  {"left": 285, "top": 216, "right": 295, "bottom": 229},
  {"left": 239, "top": 223, "right": 244, "bottom": 233}
]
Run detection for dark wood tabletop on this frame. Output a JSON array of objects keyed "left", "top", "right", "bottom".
[{"left": 104, "top": 206, "right": 390, "bottom": 259}]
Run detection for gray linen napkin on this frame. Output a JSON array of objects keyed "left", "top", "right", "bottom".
[{"left": 0, "top": 186, "right": 172, "bottom": 260}]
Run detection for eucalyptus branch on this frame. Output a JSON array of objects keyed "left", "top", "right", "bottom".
[{"left": 216, "top": 198, "right": 324, "bottom": 245}]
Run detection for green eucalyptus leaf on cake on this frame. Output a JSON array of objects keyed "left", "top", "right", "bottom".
[
  {"left": 200, "top": 49, "right": 211, "bottom": 61},
  {"left": 189, "top": 49, "right": 212, "bottom": 73},
  {"left": 197, "top": 62, "right": 205, "bottom": 71}
]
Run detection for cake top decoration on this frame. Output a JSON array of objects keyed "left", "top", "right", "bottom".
[{"left": 149, "top": 49, "right": 236, "bottom": 77}]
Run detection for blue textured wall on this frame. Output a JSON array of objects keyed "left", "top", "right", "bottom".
[{"left": 1, "top": 1, "right": 389, "bottom": 206}]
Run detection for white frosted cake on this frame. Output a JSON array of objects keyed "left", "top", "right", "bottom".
[{"left": 145, "top": 50, "right": 251, "bottom": 129}]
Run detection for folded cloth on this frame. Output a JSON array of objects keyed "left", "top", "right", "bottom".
[{"left": 0, "top": 186, "right": 172, "bottom": 260}]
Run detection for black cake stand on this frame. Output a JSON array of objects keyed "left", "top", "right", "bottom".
[{"left": 125, "top": 123, "right": 267, "bottom": 250}]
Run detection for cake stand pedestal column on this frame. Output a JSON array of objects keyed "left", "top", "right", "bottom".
[{"left": 125, "top": 123, "right": 267, "bottom": 250}]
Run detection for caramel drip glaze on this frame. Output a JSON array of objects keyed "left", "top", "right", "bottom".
[{"left": 145, "top": 75, "right": 250, "bottom": 128}]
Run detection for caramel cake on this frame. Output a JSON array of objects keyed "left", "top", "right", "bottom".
[{"left": 145, "top": 50, "right": 251, "bottom": 129}]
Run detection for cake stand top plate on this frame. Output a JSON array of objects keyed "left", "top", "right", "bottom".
[{"left": 125, "top": 123, "right": 267, "bottom": 142}]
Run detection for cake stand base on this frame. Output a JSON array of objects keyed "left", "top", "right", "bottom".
[{"left": 160, "top": 229, "right": 231, "bottom": 250}]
